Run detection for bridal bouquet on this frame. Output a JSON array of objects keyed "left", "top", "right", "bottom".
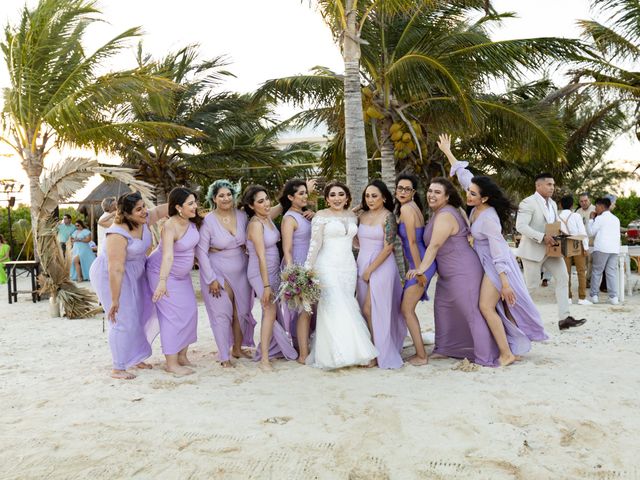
[{"left": 276, "top": 264, "right": 321, "bottom": 313}]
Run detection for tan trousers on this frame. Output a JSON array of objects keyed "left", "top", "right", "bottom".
[
  {"left": 564, "top": 254, "right": 587, "bottom": 300},
  {"left": 522, "top": 256, "right": 570, "bottom": 320}
]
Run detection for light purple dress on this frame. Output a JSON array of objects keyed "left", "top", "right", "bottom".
[
  {"left": 146, "top": 222, "right": 199, "bottom": 355},
  {"left": 356, "top": 223, "right": 407, "bottom": 369},
  {"left": 89, "top": 224, "right": 158, "bottom": 370},
  {"left": 423, "top": 206, "right": 501, "bottom": 367},
  {"left": 247, "top": 219, "right": 298, "bottom": 361},
  {"left": 195, "top": 210, "right": 256, "bottom": 362},
  {"left": 451, "top": 162, "right": 548, "bottom": 344},
  {"left": 280, "top": 210, "right": 312, "bottom": 337},
  {"left": 398, "top": 223, "right": 436, "bottom": 301}
]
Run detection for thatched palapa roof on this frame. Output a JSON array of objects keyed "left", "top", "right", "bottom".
[{"left": 78, "top": 179, "right": 133, "bottom": 218}]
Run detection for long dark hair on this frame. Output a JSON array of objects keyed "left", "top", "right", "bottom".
[
  {"left": 430, "top": 177, "right": 464, "bottom": 209},
  {"left": 75, "top": 219, "right": 87, "bottom": 229},
  {"left": 240, "top": 184, "right": 269, "bottom": 219},
  {"left": 470, "top": 176, "right": 516, "bottom": 231},
  {"left": 361, "top": 179, "right": 394, "bottom": 212},
  {"left": 279, "top": 178, "right": 307, "bottom": 213},
  {"left": 323, "top": 180, "right": 352, "bottom": 209},
  {"left": 394, "top": 173, "right": 424, "bottom": 215},
  {"left": 115, "top": 191, "right": 143, "bottom": 230},
  {"left": 168, "top": 187, "right": 202, "bottom": 229}
]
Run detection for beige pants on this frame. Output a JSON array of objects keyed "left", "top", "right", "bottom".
[
  {"left": 564, "top": 254, "right": 587, "bottom": 300},
  {"left": 522, "top": 256, "right": 570, "bottom": 320}
]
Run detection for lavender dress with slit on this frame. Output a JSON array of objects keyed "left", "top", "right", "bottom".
[
  {"left": 356, "top": 223, "right": 407, "bottom": 369},
  {"left": 195, "top": 210, "right": 256, "bottom": 362},
  {"left": 398, "top": 223, "right": 436, "bottom": 301},
  {"left": 451, "top": 162, "right": 548, "bottom": 344},
  {"left": 90, "top": 224, "right": 158, "bottom": 370},
  {"left": 146, "top": 222, "right": 199, "bottom": 355},
  {"left": 247, "top": 220, "right": 298, "bottom": 361},
  {"left": 423, "top": 206, "right": 501, "bottom": 367}
]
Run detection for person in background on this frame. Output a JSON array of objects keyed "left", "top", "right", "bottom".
[
  {"left": 559, "top": 195, "right": 590, "bottom": 305},
  {"left": 588, "top": 197, "right": 621, "bottom": 305},
  {"left": 57, "top": 214, "right": 75, "bottom": 256},
  {"left": 0, "top": 235, "right": 10, "bottom": 284},
  {"left": 70, "top": 219, "right": 96, "bottom": 282},
  {"left": 98, "top": 197, "right": 117, "bottom": 256},
  {"left": 576, "top": 192, "right": 596, "bottom": 287}
]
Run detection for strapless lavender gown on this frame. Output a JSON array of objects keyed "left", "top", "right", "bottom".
[
  {"left": 356, "top": 223, "right": 407, "bottom": 368},
  {"left": 195, "top": 210, "right": 256, "bottom": 362},
  {"left": 247, "top": 220, "right": 298, "bottom": 361},
  {"left": 398, "top": 223, "right": 436, "bottom": 301},
  {"left": 90, "top": 224, "right": 157, "bottom": 370},
  {"left": 147, "top": 222, "right": 199, "bottom": 355}
]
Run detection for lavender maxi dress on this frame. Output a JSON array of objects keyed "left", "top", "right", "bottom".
[
  {"left": 146, "top": 222, "right": 199, "bottom": 355},
  {"left": 356, "top": 224, "right": 407, "bottom": 369},
  {"left": 423, "top": 206, "right": 501, "bottom": 367},
  {"left": 398, "top": 223, "right": 437, "bottom": 301},
  {"left": 195, "top": 210, "right": 256, "bottom": 362},
  {"left": 280, "top": 210, "right": 312, "bottom": 337},
  {"left": 90, "top": 224, "right": 157, "bottom": 370},
  {"left": 451, "top": 162, "right": 548, "bottom": 344},
  {"left": 247, "top": 220, "right": 298, "bottom": 361}
]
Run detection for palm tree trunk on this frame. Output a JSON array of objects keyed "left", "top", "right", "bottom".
[
  {"left": 380, "top": 117, "right": 396, "bottom": 191},
  {"left": 343, "top": 0, "right": 368, "bottom": 198},
  {"left": 25, "top": 149, "right": 44, "bottom": 259}
]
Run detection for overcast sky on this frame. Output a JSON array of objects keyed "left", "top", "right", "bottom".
[{"left": 1, "top": 0, "right": 638, "bottom": 199}]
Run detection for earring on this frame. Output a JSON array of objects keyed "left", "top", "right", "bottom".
[{"left": 178, "top": 209, "right": 184, "bottom": 217}]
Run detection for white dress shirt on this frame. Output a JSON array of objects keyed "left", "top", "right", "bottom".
[
  {"left": 588, "top": 211, "right": 621, "bottom": 254},
  {"left": 559, "top": 209, "right": 588, "bottom": 251},
  {"left": 534, "top": 192, "right": 556, "bottom": 223}
]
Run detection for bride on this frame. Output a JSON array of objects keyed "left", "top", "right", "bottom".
[{"left": 304, "top": 180, "right": 378, "bottom": 369}]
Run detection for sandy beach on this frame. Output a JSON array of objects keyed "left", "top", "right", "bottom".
[{"left": 1, "top": 273, "right": 639, "bottom": 480}]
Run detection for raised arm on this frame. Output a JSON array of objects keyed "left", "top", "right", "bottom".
[
  {"left": 361, "top": 212, "right": 397, "bottom": 282},
  {"left": 98, "top": 212, "right": 115, "bottom": 228},
  {"left": 147, "top": 203, "right": 169, "bottom": 226},
  {"left": 407, "top": 212, "right": 456, "bottom": 279},
  {"left": 304, "top": 215, "right": 325, "bottom": 269},
  {"left": 437, "top": 133, "right": 473, "bottom": 190}
]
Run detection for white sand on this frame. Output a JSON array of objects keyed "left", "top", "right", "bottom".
[{"left": 1, "top": 273, "right": 639, "bottom": 480}]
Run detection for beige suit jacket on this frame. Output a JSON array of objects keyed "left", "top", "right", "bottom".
[{"left": 516, "top": 193, "right": 558, "bottom": 262}]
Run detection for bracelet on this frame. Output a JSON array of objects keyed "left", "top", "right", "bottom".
[
  {"left": 159, "top": 276, "right": 168, "bottom": 281},
  {"left": 263, "top": 284, "right": 270, "bottom": 288}
]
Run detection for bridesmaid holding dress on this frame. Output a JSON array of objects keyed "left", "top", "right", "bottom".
[
  {"left": 196, "top": 180, "right": 256, "bottom": 368},
  {"left": 90, "top": 192, "right": 167, "bottom": 380},
  {"left": 395, "top": 173, "right": 437, "bottom": 366},
  {"left": 70, "top": 219, "right": 96, "bottom": 282},
  {"left": 438, "top": 134, "right": 548, "bottom": 364},
  {"left": 243, "top": 185, "right": 298, "bottom": 370},
  {"left": 356, "top": 180, "right": 407, "bottom": 369},
  {"left": 279, "top": 178, "right": 313, "bottom": 364},
  {"left": 147, "top": 187, "right": 201, "bottom": 376},
  {"left": 407, "top": 178, "right": 502, "bottom": 367}
]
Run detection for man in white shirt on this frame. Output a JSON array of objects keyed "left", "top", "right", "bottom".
[
  {"left": 516, "top": 173, "right": 586, "bottom": 330},
  {"left": 559, "top": 195, "right": 590, "bottom": 304},
  {"left": 97, "top": 197, "right": 116, "bottom": 256},
  {"left": 588, "top": 197, "right": 621, "bottom": 304}
]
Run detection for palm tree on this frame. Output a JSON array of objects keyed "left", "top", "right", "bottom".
[
  {"left": 260, "top": 1, "right": 585, "bottom": 188},
  {"left": 0, "top": 0, "right": 179, "bottom": 247}
]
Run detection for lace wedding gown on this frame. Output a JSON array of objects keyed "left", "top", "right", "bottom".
[{"left": 304, "top": 214, "right": 378, "bottom": 369}]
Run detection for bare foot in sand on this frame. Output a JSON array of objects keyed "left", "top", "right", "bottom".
[
  {"left": 407, "top": 354, "right": 428, "bottom": 366},
  {"left": 499, "top": 352, "right": 517, "bottom": 367},
  {"left": 361, "top": 359, "right": 377, "bottom": 368},
  {"left": 178, "top": 355, "right": 193, "bottom": 367},
  {"left": 135, "top": 362, "right": 153, "bottom": 369},
  {"left": 232, "top": 348, "right": 253, "bottom": 359},
  {"left": 259, "top": 361, "right": 274, "bottom": 372},
  {"left": 296, "top": 355, "right": 308, "bottom": 365},
  {"left": 429, "top": 353, "right": 448, "bottom": 360},
  {"left": 111, "top": 370, "right": 136, "bottom": 380},
  {"left": 220, "top": 360, "right": 234, "bottom": 368},
  {"left": 165, "top": 365, "right": 194, "bottom": 376}
]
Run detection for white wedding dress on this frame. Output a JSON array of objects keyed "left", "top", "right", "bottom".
[{"left": 304, "top": 213, "right": 378, "bottom": 369}]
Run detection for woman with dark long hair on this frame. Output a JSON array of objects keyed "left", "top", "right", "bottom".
[
  {"left": 437, "top": 134, "right": 547, "bottom": 365},
  {"left": 70, "top": 218, "right": 96, "bottom": 282},
  {"left": 279, "top": 178, "right": 313, "bottom": 364},
  {"left": 243, "top": 185, "right": 298, "bottom": 370},
  {"left": 394, "top": 173, "right": 437, "bottom": 366},
  {"left": 356, "top": 180, "right": 407, "bottom": 368},
  {"left": 146, "top": 187, "right": 201, "bottom": 376},
  {"left": 90, "top": 192, "right": 167, "bottom": 380}
]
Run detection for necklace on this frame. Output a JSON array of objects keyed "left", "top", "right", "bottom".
[{"left": 216, "top": 211, "right": 233, "bottom": 224}]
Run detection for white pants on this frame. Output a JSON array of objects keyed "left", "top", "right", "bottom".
[
  {"left": 522, "top": 256, "right": 570, "bottom": 320},
  {"left": 590, "top": 251, "right": 619, "bottom": 299}
]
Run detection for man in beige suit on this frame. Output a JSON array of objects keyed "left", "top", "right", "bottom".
[{"left": 516, "top": 173, "right": 587, "bottom": 330}]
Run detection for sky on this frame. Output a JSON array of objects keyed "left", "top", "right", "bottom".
[{"left": 0, "top": 0, "right": 638, "bottom": 203}]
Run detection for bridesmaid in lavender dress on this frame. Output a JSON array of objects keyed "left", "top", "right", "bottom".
[
  {"left": 407, "top": 179, "right": 504, "bottom": 367},
  {"left": 90, "top": 192, "right": 167, "bottom": 380},
  {"left": 243, "top": 185, "right": 298, "bottom": 370},
  {"left": 395, "top": 173, "right": 437, "bottom": 366},
  {"left": 356, "top": 180, "right": 407, "bottom": 369},
  {"left": 437, "top": 134, "right": 548, "bottom": 363},
  {"left": 147, "top": 187, "right": 201, "bottom": 376},
  {"left": 279, "top": 179, "right": 313, "bottom": 364},
  {"left": 196, "top": 180, "right": 256, "bottom": 368}
]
